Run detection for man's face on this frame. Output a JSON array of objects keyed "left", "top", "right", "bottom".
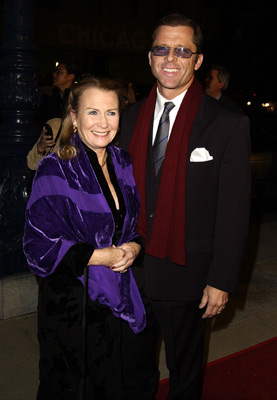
[
  {"left": 148, "top": 25, "right": 203, "bottom": 99},
  {"left": 52, "top": 63, "right": 74, "bottom": 92},
  {"left": 204, "top": 69, "right": 223, "bottom": 98}
]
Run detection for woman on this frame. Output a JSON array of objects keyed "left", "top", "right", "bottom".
[{"left": 23, "top": 76, "right": 145, "bottom": 400}]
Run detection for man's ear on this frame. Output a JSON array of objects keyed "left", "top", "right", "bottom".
[
  {"left": 68, "top": 73, "right": 75, "bottom": 84},
  {"left": 148, "top": 51, "right": 152, "bottom": 67},
  {"left": 194, "top": 53, "right": 203, "bottom": 71}
]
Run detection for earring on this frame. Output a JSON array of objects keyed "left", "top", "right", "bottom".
[{"left": 73, "top": 125, "right": 78, "bottom": 133}]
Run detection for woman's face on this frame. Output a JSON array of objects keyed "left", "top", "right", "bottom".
[{"left": 70, "top": 87, "right": 120, "bottom": 153}]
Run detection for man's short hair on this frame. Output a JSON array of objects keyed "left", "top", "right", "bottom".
[
  {"left": 211, "top": 65, "right": 230, "bottom": 91},
  {"left": 58, "top": 61, "right": 79, "bottom": 80},
  {"left": 151, "top": 13, "right": 203, "bottom": 55}
]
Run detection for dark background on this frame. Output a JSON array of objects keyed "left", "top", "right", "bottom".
[
  {"left": 0, "top": 0, "right": 276, "bottom": 109},
  {"left": 7, "top": 1, "right": 276, "bottom": 103}
]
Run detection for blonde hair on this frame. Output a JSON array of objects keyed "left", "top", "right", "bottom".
[{"left": 58, "top": 76, "right": 125, "bottom": 161}]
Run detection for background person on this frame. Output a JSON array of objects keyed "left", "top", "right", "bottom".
[
  {"left": 26, "top": 117, "right": 62, "bottom": 170},
  {"left": 24, "top": 76, "right": 145, "bottom": 400},
  {"left": 119, "top": 13, "right": 251, "bottom": 399},
  {"left": 36, "top": 61, "right": 78, "bottom": 127},
  {"left": 204, "top": 64, "right": 242, "bottom": 110},
  {"left": 115, "top": 78, "right": 137, "bottom": 106}
]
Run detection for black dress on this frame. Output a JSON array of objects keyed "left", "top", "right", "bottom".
[{"left": 36, "top": 146, "right": 127, "bottom": 400}]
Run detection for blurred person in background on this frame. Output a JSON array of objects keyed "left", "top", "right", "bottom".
[
  {"left": 27, "top": 117, "right": 62, "bottom": 171},
  {"left": 204, "top": 64, "right": 242, "bottom": 111},
  {"left": 36, "top": 61, "right": 78, "bottom": 127}
]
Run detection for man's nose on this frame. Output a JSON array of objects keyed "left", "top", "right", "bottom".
[{"left": 165, "top": 48, "right": 176, "bottom": 62}]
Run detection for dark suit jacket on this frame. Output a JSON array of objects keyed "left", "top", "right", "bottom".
[
  {"left": 219, "top": 93, "right": 242, "bottom": 112},
  {"left": 119, "top": 93, "right": 251, "bottom": 302}
]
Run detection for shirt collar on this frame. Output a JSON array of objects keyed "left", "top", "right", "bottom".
[{"left": 156, "top": 88, "right": 187, "bottom": 114}]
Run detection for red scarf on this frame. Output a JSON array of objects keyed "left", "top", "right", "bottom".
[{"left": 129, "top": 78, "right": 203, "bottom": 265}]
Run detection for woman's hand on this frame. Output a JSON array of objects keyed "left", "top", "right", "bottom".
[
  {"left": 111, "top": 242, "right": 141, "bottom": 273},
  {"left": 36, "top": 129, "right": 55, "bottom": 155},
  {"left": 88, "top": 242, "right": 141, "bottom": 273},
  {"left": 88, "top": 246, "right": 125, "bottom": 268}
]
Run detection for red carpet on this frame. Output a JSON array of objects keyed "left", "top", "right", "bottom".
[{"left": 156, "top": 337, "right": 277, "bottom": 400}]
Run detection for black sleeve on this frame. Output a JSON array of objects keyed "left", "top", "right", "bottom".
[{"left": 59, "top": 243, "right": 95, "bottom": 277}]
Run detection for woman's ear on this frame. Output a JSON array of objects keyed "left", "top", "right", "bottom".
[{"left": 70, "top": 110, "right": 77, "bottom": 126}]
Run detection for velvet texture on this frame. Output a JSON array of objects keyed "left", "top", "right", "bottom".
[{"left": 23, "top": 134, "right": 146, "bottom": 334}]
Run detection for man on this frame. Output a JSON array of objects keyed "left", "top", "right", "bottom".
[
  {"left": 36, "top": 61, "right": 78, "bottom": 127},
  {"left": 205, "top": 64, "right": 241, "bottom": 110},
  {"left": 119, "top": 13, "right": 251, "bottom": 400}
]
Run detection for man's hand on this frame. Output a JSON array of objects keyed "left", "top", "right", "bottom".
[{"left": 199, "top": 285, "right": 228, "bottom": 319}]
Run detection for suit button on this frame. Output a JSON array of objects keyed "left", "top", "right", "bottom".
[{"left": 149, "top": 213, "right": 155, "bottom": 218}]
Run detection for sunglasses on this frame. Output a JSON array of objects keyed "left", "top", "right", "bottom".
[{"left": 151, "top": 46, "right": 198, "bottom": 59}]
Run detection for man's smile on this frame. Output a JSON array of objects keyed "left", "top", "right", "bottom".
[{"left": 162, "top": 67, "right": 180, "bottom": 73}]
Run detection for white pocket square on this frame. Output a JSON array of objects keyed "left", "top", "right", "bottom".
[{"left": 190, "top": 147, "right": 213, "bottom": 162}]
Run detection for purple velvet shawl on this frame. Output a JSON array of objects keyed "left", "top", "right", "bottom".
[{"left": 23, "top": 134, "right": 146, "bottom": 333}]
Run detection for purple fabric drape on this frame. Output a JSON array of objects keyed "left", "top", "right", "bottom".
[{"left": 23, "top": 134, "right": 146, "bottom": 333}]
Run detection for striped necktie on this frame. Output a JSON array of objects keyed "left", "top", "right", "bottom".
[{"left": 153, "top": 101, "right": 175, "bottom": 175}]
